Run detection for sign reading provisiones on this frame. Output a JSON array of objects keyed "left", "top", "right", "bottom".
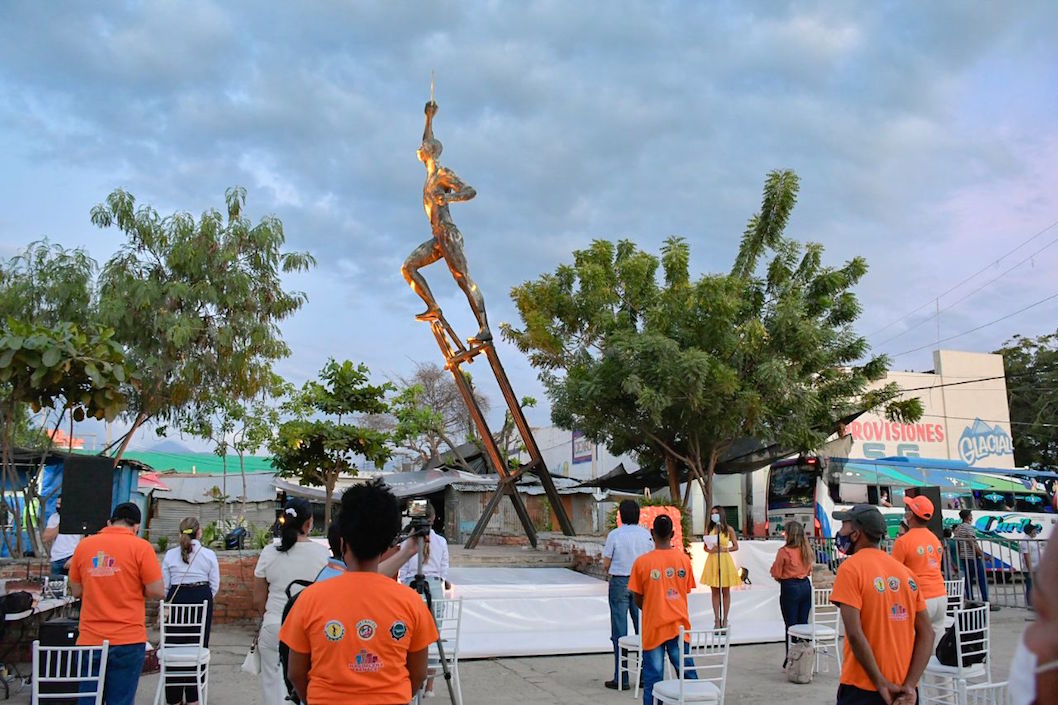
[{"left": 572, "top": 430, "right": 593, "bottom": 464}]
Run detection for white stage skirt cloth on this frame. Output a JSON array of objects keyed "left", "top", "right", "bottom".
[{"left": 448, "top": 540, "right": 790, "bottom": 659}]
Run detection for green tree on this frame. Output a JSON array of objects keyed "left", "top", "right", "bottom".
[
  {"left": 503, "top": 169, "right": 920, "bottom": 509},
  {"left": 91, "top": 187, "right": 315, "bottom": 464},
  {"left": 995, "top": 331, "right": 1058, "bottom": 468},
  {"left": 270, "top": 360, "right": 393, "bottom": 530},
  {"left": 377, "top": 363, "right": 488, "bottom": 472}
]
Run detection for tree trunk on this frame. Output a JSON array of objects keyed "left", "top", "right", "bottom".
[
  {"left": 221, "top": 453, "right": 228, "bottom": 522},
  {"left": 239, "top": 454, "right": 248, "bottom": 517},
  {"left": 665, "top": 455, "right": 681, "bottom": 507},
  {"left": 111, "top": 411, "right": 148, "bottom": 467},
  {"left": 324, "top": 471, "right": 335, "bottom": 532}
]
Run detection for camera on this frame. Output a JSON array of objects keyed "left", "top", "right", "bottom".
[{"left": 399, "top": 498, "right": 432, "bottom": 542}]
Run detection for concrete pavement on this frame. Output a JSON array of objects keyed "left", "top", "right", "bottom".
[{"left": 4, "top": 609, "right": 1025, "bottom": 704}]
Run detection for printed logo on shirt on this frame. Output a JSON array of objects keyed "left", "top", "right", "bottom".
[
  {"left": 889, "top": 604, "right": 909, "bottom": 622},
  {"left": 887, "top": 577, "right": 900, "bottom": 592},
  {"left": 917, "top": 546, "right": 925, "bottom": 555},
  {"left": 665, "top": 567, "right": 675, "bottom": 578},
  {"left": 324, "top": 620, "right": 346, "bottom": 641},
  {"left": 89, "top": 551, "right": 119, "bottom": 577},
  {"left": 650, "top": 569, "right": 661, "bottom": 580},
  {"left": 926, "top": 545, "right": 935, "bottom": 554},
  {"left": 677, "top": 568, "right": 686, "bottom": 578},
  {"left": 356, "top": 619, "right": 376, "bottom": 640},
  {"left": 666, "top": 588, "right": 679, "bottom": 601},
  {"left": 873, "top": 577, "right": 886, "bottom": 593},
  {"left": 351, "top": 649, "right": 383, "bottom": 672},
  {"left": 908, "top": 578, "right": 918, "bottom": 592},
  {"left": 389, "top": 621, "right": 407, "bottom": 641}
]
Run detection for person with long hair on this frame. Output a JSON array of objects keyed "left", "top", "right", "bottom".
[
  {"left": 770, "top": 520, "right": 813, "bottom": 667},
  {"left": 701, "top": 505, "right": 739, "bottom": 628},
  {"left": 252, "top": 499, "right": 329, "bottom": 705},
  {"left": 160, "top": 516, "right": 220, "bottom": 705}
]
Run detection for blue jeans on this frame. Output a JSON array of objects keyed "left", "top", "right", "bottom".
[
  {"left": 50, "top": 558, "right": 69, "bottom": 579},
  {"left": 609, "top": 575, "right": 640, "bottom": 683},
  {"left": 778, "top": 578, "right": 812, "bottom": 661},
  {"left": 641, "top": 635, "right": 696, "bottom": 705},
  {"left": 81, "top": 643, "right": 145, "bottom": 705},
  {"left": 960, "top": 557, "right": 989, "bottom": 602}
]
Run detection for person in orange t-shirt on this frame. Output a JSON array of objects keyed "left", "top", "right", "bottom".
[
  {"left": 280, "top": 481, "right": 439, "bottom": 705},
  {"left": 892, "top": 496, "right": 947, "bottom": 648},
  {"left": 628, "top": 514, "right": 697, "bottom": 705},
  {"left": 770, "top": 520, "right": 813, "bottom": 667},
  {"left": 831, "top": 504, "right": 933, "bottom": 705},
  {"left": 69, "top": 502, "right": 165, "bottom": 705}
]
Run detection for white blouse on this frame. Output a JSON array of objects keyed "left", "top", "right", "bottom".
[{"left": 162, "top": 540, "right": 221, "bottom": 596}]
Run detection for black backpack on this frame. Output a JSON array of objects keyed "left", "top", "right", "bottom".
[
  {"left": 0, "top": 591, "right": 33, "bottom": 639},
  {"left": 278, "top": 579, "right": 314, "bottom": 703},
  {"left": 935, "top": 601, "right": 987, "bottom": 668}
]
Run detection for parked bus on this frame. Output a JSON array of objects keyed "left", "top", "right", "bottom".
[{"left": 763, "top": 455, "right": 1053, "bottom": 570}]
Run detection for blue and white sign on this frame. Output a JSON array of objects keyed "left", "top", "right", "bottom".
[{"left": 957, "top": 418, "right": 1013, "bottom": 465}]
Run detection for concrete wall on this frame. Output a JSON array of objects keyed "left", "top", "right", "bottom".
[{"left": 531, "top": 426, "right": 640, "bottom": 481}]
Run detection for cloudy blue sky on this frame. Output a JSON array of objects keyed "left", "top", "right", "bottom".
[{"left": 1, "top": 2, "right": 1056, "bottom": 453}]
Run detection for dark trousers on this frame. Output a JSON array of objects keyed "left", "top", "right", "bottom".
[
  {"left": 164, "top": 583, "right": 214, "bottom": 704},
  {"left": 608, "top": 575, "right": 640, "bottom": 684},
  {"left": 960, "top": 557, "right": 989, "bottom": 602},
  {"left": 79, "top": 643, "right": 145, "bottom": 705},
  {"left": 837, "top": 683, "right": 918, "bottom": 704},
  {"left": 779, "top": 577, "right": 812, "bottom": 659}
]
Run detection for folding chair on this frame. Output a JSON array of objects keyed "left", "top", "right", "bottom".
[
  {"left": 423, "top": 597, "right": 462, "bottom": 705},
  {"left": 32, "top": 639, "right": 108, "bottom": 705},
  {"left": 618, "top": 632, "right": 642, "bottom": 698},
  {"left": 651, "top": 627, "right": 730, "bottom": 705},
  {"left": 921, "top": 604, "right": 990, "bottom": 705},
  {"left": 786, "top": 586, "right": 841, "bottom": 674},
  {"left": 153, "top": 601, "right": 211, "bottom": 705},
  {"left": 962, "top": 681, "right": 1010, "bottom": 705}
]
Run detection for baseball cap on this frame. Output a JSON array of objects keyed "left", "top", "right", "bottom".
[
  {"left": 110, "top": 502, "right": 142, "bottom": 525},
  {"left": 832, "top": 504, "right": 887, "bottom": 538},
  {"left": 905, "top": 495, "right": 934, "bottom": 521}
]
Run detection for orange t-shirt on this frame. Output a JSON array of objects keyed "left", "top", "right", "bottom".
[
  {"left": 279, "top": 571, "right": 439, "bottom": 705},
  {"left": 891, "top": 528, "right": 946, "bottom": 599},
  {"left": 628, "top": 548, "right": 696, "bottom": 651},
  {"left": 770, "top": 546, "right": 812, "bottom": 580},
  {"left": 68, "top": 525, "right": 163, "bottom": 646},
  {"left": 831, "top": 548, "right": 926, "bottom": 691}
]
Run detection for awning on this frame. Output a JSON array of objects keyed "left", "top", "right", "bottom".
[{"left": 275, "top": 468, "right": 493, "bottom": 502}]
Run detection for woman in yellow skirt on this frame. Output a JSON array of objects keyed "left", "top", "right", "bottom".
[{"left": 702, "top": 505, "right": 739, "bottom": 628}]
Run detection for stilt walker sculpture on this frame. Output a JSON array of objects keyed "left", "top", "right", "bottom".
[{"left": 401, "top": 89, "right": 575, "bottom": 548}]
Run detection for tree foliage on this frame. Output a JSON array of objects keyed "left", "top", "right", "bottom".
[
  {"left": 996, "top": 331, "right": 1058, "bottom": 468},
  {"left": 91, "top": 187, "right": 315, "bottom": 463},
  {"left": 503, "top": 169, "right": 920, "bottom": 508},
  {"left": 270, "top": 360, "right": 393, "bottom": 529}
]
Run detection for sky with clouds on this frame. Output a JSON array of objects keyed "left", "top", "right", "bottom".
[{"left": 1, "top": 1, "right": 1056, "bottom": 453}]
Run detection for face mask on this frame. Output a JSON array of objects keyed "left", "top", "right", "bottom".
[
  {"left": 835, "top": 530, "right": 857, "bottom": 556},
  {"left": 711, "top": 514, "right": 720, "bottom": 523},
  {"left": 1011, "top": 633, "right": 1058, "bottom": 705}
]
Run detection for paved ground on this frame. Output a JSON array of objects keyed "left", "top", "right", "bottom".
[{"left": 4, "top": 608, "right": 1026, "bottom": 704}]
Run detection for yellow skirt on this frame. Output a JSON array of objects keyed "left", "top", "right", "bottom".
[{"left": 702, "top": 552, "right": 739, "bottom": 588}]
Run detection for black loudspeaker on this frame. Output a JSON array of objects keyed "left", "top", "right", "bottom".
[
  {"left": 904, "top": 485, "right": 944, "bottom": 541},
  {"left": 37, "top": 620, "right": 80, "bottom": 705},
  {"left": 59, "top": 455, "right": 113, "bottom": 535}
]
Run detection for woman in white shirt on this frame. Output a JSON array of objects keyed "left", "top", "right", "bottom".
[
  {"left": 252, "top": 499, "right": 328, "bottom": 705},
  {"left": 160, "top": 516, "right": 220, "bottom": 705}
]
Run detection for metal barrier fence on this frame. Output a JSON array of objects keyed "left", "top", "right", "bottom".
[{"left": 805, "top": 535, "right": 1045, "bottom": 610}]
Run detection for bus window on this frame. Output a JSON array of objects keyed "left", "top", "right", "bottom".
[
  {"left": 867, "top": 486, "right": 894, "bottom": 507},
  {"left": 1015, "top": 493, "right": 1049, "bottom": 513},
  {"left": 941, "top": 492, "right": 975, "bottom": 511},
  {"left": 974, "top": 490, "right": 1014, "bottom": 512},
  {"left": 767, "top": 463, "right": 816, "bottom": 509}
]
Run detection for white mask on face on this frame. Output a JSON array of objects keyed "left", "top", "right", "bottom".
[
  {"left": 711, "top": 514, "right": 720, "bottom": 523},
  {"left": 1011, "top": 632, "right": 1058, "bottom": 705}
]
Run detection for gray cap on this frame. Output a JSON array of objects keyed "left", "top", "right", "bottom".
[{"left": 833, "top": 504, "right": 887, "bottom": 538}]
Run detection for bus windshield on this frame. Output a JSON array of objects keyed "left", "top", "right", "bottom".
[{"left": 768, "top": 462, "right": 817, "bottom": 509}]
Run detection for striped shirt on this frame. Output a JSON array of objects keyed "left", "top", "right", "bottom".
[{"left": 952, "top": 522, "right": 979, "bottom": 559}]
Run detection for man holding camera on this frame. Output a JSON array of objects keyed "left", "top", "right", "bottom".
[{"left": 280, "top": 481, "right": 439, "bottom": 704}]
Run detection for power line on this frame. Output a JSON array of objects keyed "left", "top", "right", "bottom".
[
  {"left": 888, "top": 291, "right": 1058, "bottom": 358},
  {"left": 865, "top": 218, "right": 1058, "bottom": 339},
  {"left": 872, "top": 230, "right": 1058, "bottom": 349}
]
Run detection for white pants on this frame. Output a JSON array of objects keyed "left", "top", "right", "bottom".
[
  {"left": 926, "top": 595, "right": 947, "bottom": 648},
  {"left": 258, "top": 623, "right": 286, "bottom": 705}
]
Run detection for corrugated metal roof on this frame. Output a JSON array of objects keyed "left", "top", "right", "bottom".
[
  {"left": 152, "top": 471, "right": 277, "bottom": 504},
  {"left": 81, "top": 450, "right": 276, "bottom": 475}
]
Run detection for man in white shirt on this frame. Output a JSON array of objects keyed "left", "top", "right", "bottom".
[
  {"left": 397, "top": 504, "right": 450, "bottom": 591},
  {"left": 603, "top": 499, "right": 654, "bottom": 690},
  {"left": 42, "top": 497, "right": 83, "bottom": 579}
]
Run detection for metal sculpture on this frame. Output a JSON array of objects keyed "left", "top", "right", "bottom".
[{"left": 401, "top": 95, "right": 574, "bottom": 548}]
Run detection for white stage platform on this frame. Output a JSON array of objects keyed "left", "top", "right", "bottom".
[{"left": 448, "top": 540, "right": 790, "bottom": 659}]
